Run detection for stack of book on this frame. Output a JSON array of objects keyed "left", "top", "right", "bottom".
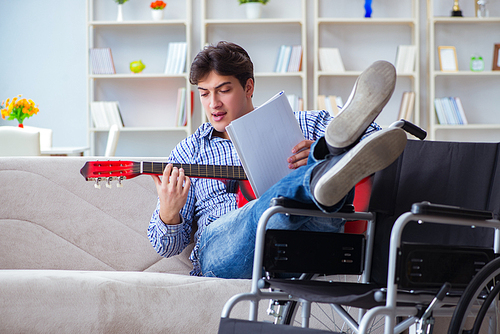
[
  {"left": 434, "top": 97, "right": 468, "bottom": 125},
  {"left": 90, "top": 48, "right": 116, "bottom": 75},
  {"left": 274, "top": 45, "right": 303, "bottom": 73},
  {"left": 90, "top": 101, "right": 124, "bottom": 128},
  {"left": 165, "top": 42, "right": 187, "bottom": 75},
  {"left": 395, "top": 45, "right": 417, "bottom": 74},
  {"left": 318, "top": 47, "right": 345, "bottom": 72},
  {"left": 317, "top": 95, "right": 343, "bottom": 116},
  {"left": 175, "top": 88, "right": 193, "bottom": 127},
  {"left": 397, "top": 91, "right": 416, "bottom": 121}
]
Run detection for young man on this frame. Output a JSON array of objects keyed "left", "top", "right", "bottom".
[{"left": 148, "top": 41, "right": 407, "bottom": 279}]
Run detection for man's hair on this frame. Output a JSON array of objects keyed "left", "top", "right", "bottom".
[{"left": 189, "top": 41, "right": 254, "bottom": 89}]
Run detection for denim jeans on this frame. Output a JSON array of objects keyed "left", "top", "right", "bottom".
[{"left": 198, "top": 138, "right": 354, "bottom": 279}]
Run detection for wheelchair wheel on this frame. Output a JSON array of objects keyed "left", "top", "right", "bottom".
[
  {"left": 448, "top": 256, "right": 500, "bottom": 334},
  {"left": 276, "top": 274, "right": 385, "bottom": 333}
]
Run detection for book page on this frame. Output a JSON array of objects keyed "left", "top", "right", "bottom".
[{"left": 226, "top": 91, "right": 305, "bottom": 198}]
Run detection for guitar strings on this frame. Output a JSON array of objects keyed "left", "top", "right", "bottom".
[{"left": 135, "top": 162, "right": 247, "bottom": 180}]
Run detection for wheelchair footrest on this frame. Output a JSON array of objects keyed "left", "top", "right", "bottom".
[{"left": 264, "top": 229, "right": 365, "bottom": 275}]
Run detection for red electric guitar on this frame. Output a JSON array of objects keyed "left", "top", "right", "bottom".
[{"left": 80, "top": 161, "right": 256, "bottom": 207}]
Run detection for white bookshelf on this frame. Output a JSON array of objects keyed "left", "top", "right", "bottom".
[
  {"left": 86, "top": 0, "right": 192, "bottom": 156},
  {"left": 313, "top": 0, "right": 420, "bottom": 129},
  {"left": 428, "top": 0, "right": 500, "bottom": 142},
  {"left": 200, "top": 0, "right": 307, "bottom": 124}
]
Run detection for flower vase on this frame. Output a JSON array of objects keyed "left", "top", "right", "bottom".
[
  {"left": 151, "top": 9, "right": 164, "bottom": 21},
  {"left": 117, "top": 4, "right": 124, "bottom": 22},
  {"left": 243, "top": 2, "right": 262, "bottom": 19}
]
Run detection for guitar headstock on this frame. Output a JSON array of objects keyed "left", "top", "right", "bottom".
[{"left": 80, "top": 161, "right": 139, "bottom": 188}]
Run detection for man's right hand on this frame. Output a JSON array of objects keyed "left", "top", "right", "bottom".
[{"left": 151, "top": 164, "right": 191, "bottom": 225}]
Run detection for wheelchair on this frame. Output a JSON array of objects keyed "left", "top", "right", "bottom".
[{"left": 218, "top": 121, "right": 500, "bottom": 334}]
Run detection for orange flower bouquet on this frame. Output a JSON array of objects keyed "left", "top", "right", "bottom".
[
  {"left": 1, "top": 95, "right": 40, "bottom": 128},
  {"left": 150, "top": 1, "right": 167, "bottom": 9}
]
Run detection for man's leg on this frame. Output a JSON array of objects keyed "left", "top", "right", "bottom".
[
  {"left": 311, "top": 61, "right": 407, "bottom": 207},
  {"left": 199, "top": 60, "right": 406, "bottom": 278},
  {"left": 325, "top": 60, "right": 397, "bottom": 151}
]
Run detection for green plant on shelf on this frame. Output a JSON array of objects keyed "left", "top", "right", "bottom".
[{"left": 114, "top": 0, "right": 129, "bottom": 4}]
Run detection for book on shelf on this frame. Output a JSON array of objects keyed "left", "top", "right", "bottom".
[
  {"left": 397, "top": 91, "right": 415, "bottom": 121},
  {"left": 274, "top": 45, "right": 302, "bottom": 73},
  {"left": 175, "top": 87, "right": 194, "bottom": 127},
  {"left": 90, "top": 48, "right": 116, "bottom": 75},
  {"left": 395, "top": 45, "right": 416, "bottom": 74},
  {"left": 165, "top": 42, "right": 187, "bottom": 75},
  {"left": 434, "top": 97, "right": 468, "bottom": 125},
  {"left": 318, "top": 47, "right": 345, "bottom": 73},
  {"left": 317, "top": 95, "right": 342, "bottom": 116},
  {"left": 226, "top": 91, "right": 305, "bottom": 198},
  {"left": 286, "top": 94, "right": 303, "bottom": 112},
  {"left": 90, "top": 101, "right": 124, "bottom": 129}
]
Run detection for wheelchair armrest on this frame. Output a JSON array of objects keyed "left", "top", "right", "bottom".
[
  {"left": 270, "top": 196, "right": 355, "bottom": 213},
  {"left": 411, "top": 201, "right": 493, "bottom": 220}
]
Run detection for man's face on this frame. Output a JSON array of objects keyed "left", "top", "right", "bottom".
[{"left": 197, "top": 71, "right": 254, "bottom": 138}]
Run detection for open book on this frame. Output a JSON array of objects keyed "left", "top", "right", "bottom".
[{"left": 226, "top": 91, "right": 305, "bottom": 198}]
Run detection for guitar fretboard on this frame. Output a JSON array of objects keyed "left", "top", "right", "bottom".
[{"left": 137, "top": 162, "right": 247, "bottom": 180}]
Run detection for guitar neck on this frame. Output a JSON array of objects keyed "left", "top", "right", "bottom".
[{"left": 139, "top": 162, "right": 247, "bottom": 180}]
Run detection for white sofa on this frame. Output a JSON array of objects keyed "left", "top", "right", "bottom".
[{"left": 0, "top": 157, "right": 264, "bottom": 333}]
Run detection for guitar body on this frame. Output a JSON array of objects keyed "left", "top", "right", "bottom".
[
  {"left": 237, "top": 180, "right": 255, "bottom": 207},
  {"left": 80, "top": 160, "right": 256, "bottom": 207}
]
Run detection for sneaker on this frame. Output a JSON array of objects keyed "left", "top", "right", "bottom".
[
  {"left": 325, "top": 60, "right": 396, "bottom": 149},
  {"left": 312, "top": 128, "right": 407, "bottom": 207}
]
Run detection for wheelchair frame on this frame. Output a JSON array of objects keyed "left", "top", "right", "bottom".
[
  {"left": 221, "top": 199, "right": 500, "bottom": 334},
  {"left": 220, "top": 123, "right": 500, "bottom": 333}
]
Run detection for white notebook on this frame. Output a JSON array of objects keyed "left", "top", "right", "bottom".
[{"left": 226, "top": 91, "right": 305, "bottom": 198}]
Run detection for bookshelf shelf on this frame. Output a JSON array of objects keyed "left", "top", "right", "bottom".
[
  {"left": 203, "top": 18, "right": 303, "bottom": 25},
  {"left": 89, "top": 74, "right": 188, "bottom": 79},
  {"left": 433, "top": 124, "right": 500, "bottom": 130},
  {"left": 90, "top": 126, "right": 190, "bottom": 132},
  {"left": 313, "top": 0, "right": 420, "bottom": 127},
  {"left": 200, "top": 0, "right": 307, "bottom": 123},
  {"left": 86, "top": 0, "right": 192, "bottom": 156},
  {"left": 88, "top": 20, "right": 187, "bottom": 26},
  {"left": 428, "top": 0, "right": 500, "bottom": 142},
  {"left": 317, "top": 18, "right": 417, "bottom": 25},
  {"left": 432, "top": 17, "right": 500, "bottom": 23},
  {"left": 254, "top": 72, "right": 305, "bottom": 78},
  {"left": 433, "top": 71, "right": 500, "bottom": 77}
]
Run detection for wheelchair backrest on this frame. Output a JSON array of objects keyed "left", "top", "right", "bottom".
[{"left": 368, "top": 139, "right": 500, "bottom": 287}]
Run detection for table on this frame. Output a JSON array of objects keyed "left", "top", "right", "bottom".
[{"left": 41, "top": 147, "right": 89, "bottom": 156}]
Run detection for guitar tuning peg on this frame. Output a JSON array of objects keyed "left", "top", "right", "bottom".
[
  {"left": 94, "top": 178, "right": 101, "bottom": 189},
  {"left": 106, "top": 177, "right": 112, "bottom": 188},
  {"left": 117, "top": 176, "right": 124, "bottom": 188}
]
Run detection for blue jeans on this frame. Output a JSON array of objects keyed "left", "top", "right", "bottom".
[{"left": 198, "top": 139, "right": 354, "bottom": 279}]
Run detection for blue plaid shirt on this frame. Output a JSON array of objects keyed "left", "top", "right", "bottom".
[{"left": 148, "top": 110, "right": 380, "bottom": 276}]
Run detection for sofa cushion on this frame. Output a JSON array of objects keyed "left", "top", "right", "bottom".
[
  {"left": 0, "top": 270, "right": 258, "bottom": 333},
  {"left": 0, "top": 157, "right": 190, "bottom": 274}
]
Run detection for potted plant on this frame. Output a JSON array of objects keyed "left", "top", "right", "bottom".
[
  {"left": 114, "top": 0, "right": 129, "bottom": 21},
  {"left": 239, "top": 0, "right": 269, "bottom": 19},
  {"left": 150, "top": 1, "right": 167, "bottom": 21},
  {"left": 1, "top": 95, "right": 40, "bottom": 128}
]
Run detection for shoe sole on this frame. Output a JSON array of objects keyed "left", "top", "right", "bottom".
[
  {"left": 325, "top": 60, "right": 396, "bottom": 148},
  {"left": 314, "top": 128, "right": 407, "bottom": 207}
]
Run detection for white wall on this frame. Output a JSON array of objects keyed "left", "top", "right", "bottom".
[
  {"left": 1, "top": 0, "right": 498, "bottom": 156},
  {"left": 0, "top": 0, "right": 87, "bottom": 148}
]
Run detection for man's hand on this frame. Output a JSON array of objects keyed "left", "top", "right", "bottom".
[
  {"left": 151, "top": 164, "right": 191, "bottom": 225},
  {"left": 288, "top": 139, "right": 314, "bottom": 169}
]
